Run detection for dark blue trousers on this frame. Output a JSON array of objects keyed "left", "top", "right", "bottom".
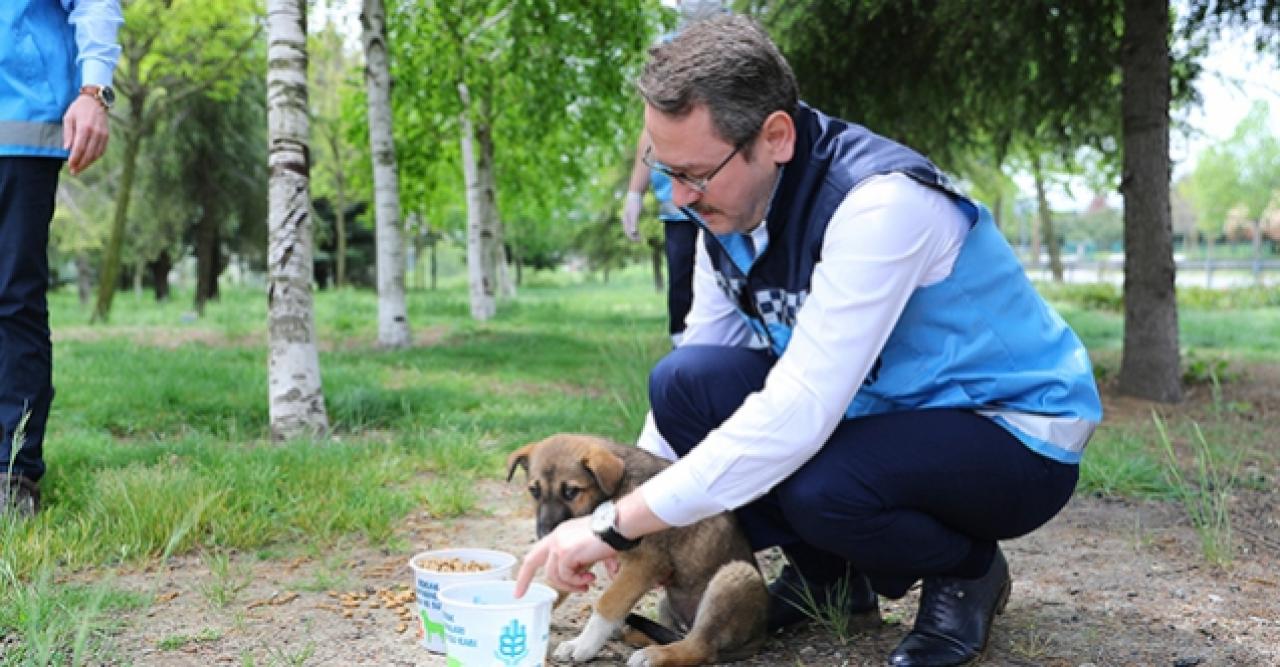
[
  {"left": 0, "top": 157, "right": 62, "bottom": 483},
  {"left": 648, "top": 345, "right": 1078, "bottom": 598},
  {"left": 663, "top": 219, "right": 697, "bottom": 337}
]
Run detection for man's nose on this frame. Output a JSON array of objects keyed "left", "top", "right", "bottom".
[{"left": 671, "top": 180, "right": 701, "bottom": 208}]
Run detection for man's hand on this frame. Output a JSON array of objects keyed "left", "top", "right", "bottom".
[
  {"left": 621, "top": 191, "right": 643, "bottom": 242},
  {"left": 63, "top": 95, "right": 110, "bottom": 176},
  {"left": 513, "top": 515, "right": 617, "bottom": 597}
]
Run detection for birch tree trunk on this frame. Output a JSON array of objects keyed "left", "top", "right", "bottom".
[
  {"left": 266, "top": 0, "right": 329, "bottom": 439},
  {"left": 476, "top": 120, "right": 514, "bottom": 300},
  {"left": 458, "top": 81, "right": 497, "bottom": 321},
  {"left": 361, "top": 0, "right": 412, "bottom": 347}
]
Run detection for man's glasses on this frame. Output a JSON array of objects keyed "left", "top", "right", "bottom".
[{"left": 642, "top": 141, "right": 742, "bottom": 195}]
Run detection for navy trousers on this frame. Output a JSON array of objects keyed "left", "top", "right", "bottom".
[
  {"left": 0, "top": 157, "right": 62, "bottom": 483},
  {"left": 648, "top": 345, "right": 1078, "bottom": 598},
  {"left": 662, "top": 218, "right": 697, "bottom": 337}
]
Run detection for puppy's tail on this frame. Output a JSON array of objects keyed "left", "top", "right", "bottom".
[{"left": 624, "top": 612, "right": 684, "bottom": 645}]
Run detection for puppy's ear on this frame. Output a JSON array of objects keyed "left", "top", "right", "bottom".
[
  {"left": 581, "top": 443, "right": 626, "bottom": 497},
  {"left": 506, "top": 443, "right": 535, "bottom": 482}
]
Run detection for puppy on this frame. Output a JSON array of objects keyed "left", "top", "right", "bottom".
[{"left": 506, "top": 433, "right": 768, "bottom": 666}]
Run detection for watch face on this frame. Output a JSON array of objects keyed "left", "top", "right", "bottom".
[
  {"left": 590, "top": 501, "right": 615, "bottom": 533},
  {"left": 100, "top": 86, "right": 116, "bottom": 107}
]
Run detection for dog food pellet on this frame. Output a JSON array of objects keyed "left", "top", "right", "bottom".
[{"left": 413, "top": 557, "right": 492, "bottom": 573}]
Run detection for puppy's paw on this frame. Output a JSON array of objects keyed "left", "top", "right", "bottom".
[
  {"left": 626, "top": 647, "right": 656, "bottom": 667},
  {"left": 553, "top": 637, "right": 601, "bottom": 663}
]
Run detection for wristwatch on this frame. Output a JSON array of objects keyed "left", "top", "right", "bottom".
[
  {"left": 590, "top": 500, "right": 641, "bottom": 551},
  {"left": 80, "top": 85, "right": 116, "bottom": 110}
]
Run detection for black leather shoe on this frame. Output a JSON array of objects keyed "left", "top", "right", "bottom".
[
  {"left": 888, "top": 547, "right": 1011, "bottom": 667},
  {"left": 0, "top": 475, "right": 40, "bottom": 518},
  {"left": 767, "top": 563, "right": 880, "bottom": 632}
]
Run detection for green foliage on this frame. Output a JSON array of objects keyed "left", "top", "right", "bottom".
[
  {"left": 751, "top": 0, "right": 1129, "bottom": 175},
  {"left": 1036, "top": 282, "right": 1124, "bottom": 312},
  {"left": 1181, "top": 101, "right": 1280, "bottom": 232},
  {"left": 1040, "top": 282, "right": 1280, "bottom": 314},
  {"left": 1178, "top": 285, "right": 1280, "bottom": 309},
  {"left": 1181, "top": 349, "right": 1235, "bottom": 385},
  {"left": 386, "top": 0, "right": 657, "bottom": 264}
]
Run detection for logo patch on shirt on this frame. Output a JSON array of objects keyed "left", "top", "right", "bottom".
[{"left": 753, "top": 288, "right": 806, "bottom": 330}]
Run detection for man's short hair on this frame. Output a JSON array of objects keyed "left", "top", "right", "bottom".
[{"left": 638, "top": 14, "right": 799, "bottom": 154}]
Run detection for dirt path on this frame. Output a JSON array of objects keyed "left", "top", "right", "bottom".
[
  {"left": 92, "top": 471, "right": 1279, "bottom": 667},
  {"left": 80, "top": 363, "right": 1280, "bottom": 666}
]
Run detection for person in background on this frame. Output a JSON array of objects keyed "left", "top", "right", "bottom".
[
  {"left": 521, "top": 14, "right": 1102, "bottom": 667},
  {"left": 620, "top": 0, "right": 727, "bottom": 347},
  {"left": 1, "top": 0, "right": 123, "bottom": 518}
]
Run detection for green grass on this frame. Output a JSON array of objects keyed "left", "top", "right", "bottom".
[
  {"left": 1154, "top": 413, "right": 1239, "bottom": 567},
  {"left": 2, "top": 267, "right": 1277, "bottom": 663},
  {"left": 3, "top": 266, "right": 669, "bottom": 664},
  {"left": 1077, "top": 426, "right": 1174, "bottom": 499}
]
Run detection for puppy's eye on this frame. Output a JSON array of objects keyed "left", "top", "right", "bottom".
[
  {"left": 527, "top": 483, "right": 541, "bottom": 500},
  {"left": 560, "top": 484, "right": 581, "bottom": 502}
]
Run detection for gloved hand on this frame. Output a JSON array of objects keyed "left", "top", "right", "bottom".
[{"left": 621, "top": 191, "right": 643, "bottom": 241}]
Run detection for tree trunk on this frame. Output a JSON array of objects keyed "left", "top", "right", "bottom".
[
  {"left": 1031, "top": 155, "right": 1064, "bottom": 282},
  {"left": 330, "top": 132, "right": 348, "bottom": 288},
  {"left": 75, "top": 253, "right": 93, "bottom": 306},
  {"left": 92, "top": 111, "right": 144, "bottom": 323},
  {"left": 132, "top": 258, "right": 144, "bottom": 298},
  {"left": 266, "top": 0, "right": 329, "bottom": 439},
  {"left": 458, "top": 82, "right": 497, "bottom": 321},
  {"left": 194, "top": 209, "right": 220, "bottom": 314},
  {"left": 1117, "top": 0, "right": 1181, "bottom": 403},
  {"left": 1251, "top": 221, "right": 1263, "bottom": 285},
  {"left": 194, "top": 193, "right": 219, "bottom": 314},
  {"left": 361, "top": 0, "right": 412, "bottom": 348},
  {"left": 649, "top": 235, "right": 665, "bottom": 291},
  {"left": 149, "top": 249, "right": 171, "bottom": 302},
  {"left": 430, "top": 233, "right": 438, "bottom": 290},
  {"left": 477, "top": 124, "right": 514, "bottom": 300}
]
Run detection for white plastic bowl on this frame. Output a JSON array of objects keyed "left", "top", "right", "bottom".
[
  {"left": 408, "top": 548, "right": 518, "bottom": 653},
  {"left": 438, "top": 580, "right": 558, "bottom": 667}
]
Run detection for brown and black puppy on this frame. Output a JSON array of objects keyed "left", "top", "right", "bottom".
[{"left": 506, "top": 433, "right": 768, "bottom": 666}]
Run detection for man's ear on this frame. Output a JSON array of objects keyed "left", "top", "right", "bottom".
[
  {"left": 580, "top": 443, "right": 626, "bottom": 497},
  {"left": 760, "top": 109, "right": 795, "bottom": 163},
  {"left": 506, "top": 443, "right": 535, "bottom": 482}
]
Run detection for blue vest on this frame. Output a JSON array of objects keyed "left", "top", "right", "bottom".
[
  {"left": 694, "top": 104, "right": 1102, "bottom": 463},
  {"left": 1, "top": 0, "right": 78, "bottom": 157}
]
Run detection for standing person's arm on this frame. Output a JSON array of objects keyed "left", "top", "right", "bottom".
[
  {"left": 62, "top": 0, "right": 123, "bottom": 175},
  {"left": 621, "top": 132, "right": 652, "bottom": 241}
]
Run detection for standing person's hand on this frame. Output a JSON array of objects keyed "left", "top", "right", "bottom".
[
  {"left": 63, "top": 95, "right": 110, "bottom": 176},
  {"left": 621, "top": 191, "right": 644, "bottom": 241},
  {"left": 513, "top": 515, "right": 617, "bottom": 597}
]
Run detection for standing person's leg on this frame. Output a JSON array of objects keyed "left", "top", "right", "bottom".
[
  {"left": 0, "top": 157, "right": 61, "bottom": 516},
  {"left": 662, "top": 218, "right": 696, "bottom": 344},
  {"left": 647, "top": 345, "right": 879, "bottom": 631},
  {"left": 768, "top": 409, "right": 1078, "bottom": 666}
]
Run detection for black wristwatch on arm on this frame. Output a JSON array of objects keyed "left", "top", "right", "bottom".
[
  {"left": 80, "top": 84, "right": 115, "bottom": 110},
  {"left": 590, "top": 500, "right": 641, "bottom": 551}
]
